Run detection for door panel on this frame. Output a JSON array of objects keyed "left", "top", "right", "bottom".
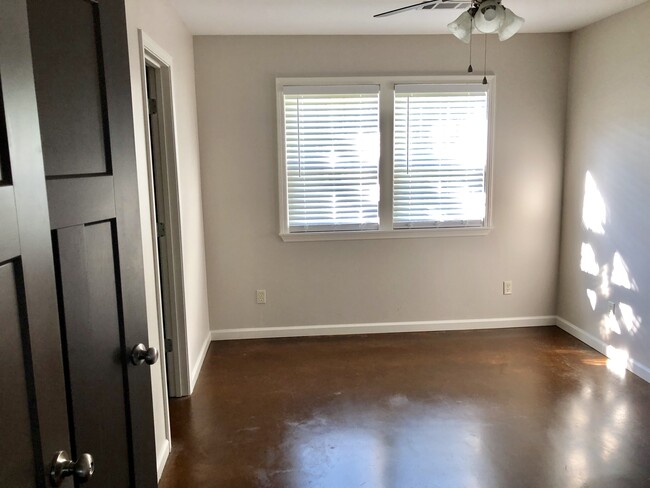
[
  {"left": 0, "top": 260, "right": 38, "bottom": 487},
  {"left": 54, "top": 223, "right": 131, "bottom": 488},
  {"left": 27, "top": 0, "right": 108, "bottom": 177},
  {"left": 46, "top": 176, "right": 116, "bottom": 229},
  {"left": 0, "top": 1, "right": 71, "bottom": 486}
]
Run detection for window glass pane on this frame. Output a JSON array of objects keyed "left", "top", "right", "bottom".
[
  {"left": 284, "top": 90, "right": 380, "bottom": 233},
  {"left": 393, "top": 86, "right": 489, "bottom": 229}
]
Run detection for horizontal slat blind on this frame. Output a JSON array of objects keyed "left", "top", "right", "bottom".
[
  {"left": 284, "top": 86, "right": 380, "bottom": 232},
  {"left": 393, "top": 84, "right": 489, "bottom": 229}
]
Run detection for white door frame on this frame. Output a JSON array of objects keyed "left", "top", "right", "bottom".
[{"left": 137, "top": 30, "right": 191, "bottom": 400}]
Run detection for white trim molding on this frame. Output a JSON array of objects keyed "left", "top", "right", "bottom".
[
  {"left": 211, "top": 316, "right": 556, "bottom": 341},
  {"left": 156, "top": 438, "right": 171, "bottom": 481},
  {"left": 281, "top": 227, "right": 493, "bottom": 242},
  {"left": 556, "top": 316, "right": 650, "bottom": 384},
  {"left": 276, "top": 75, "right": 496, "bottom": 242},
  {"left": 138, "top": 29, "right": 191, "bottom": 398},
  {"left": 190, "top": 332, "right": 212, "bottom": 393},
  {"left": 206, "top": 317, "right": 649, "bottom": 385}
]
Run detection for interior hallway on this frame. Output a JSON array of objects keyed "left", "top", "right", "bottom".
[{"left": 159, "top": 327, "right": 650, "bottom": 487}]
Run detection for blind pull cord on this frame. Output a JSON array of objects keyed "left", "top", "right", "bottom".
[
  {"left": 468, "top": 19, "right": 474, "bottom": 73},
  {"left": 297, "top": 97, "right": 302, "bottom": 178},
  {"left": 406, "top": 96, "right": 410, "bottom": 175},
  {"left": 483, "top": 34, "right": 488, "bottom": 85}
]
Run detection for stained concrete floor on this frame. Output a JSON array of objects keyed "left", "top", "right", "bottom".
[{"left": 158, "top": 327, "right": 650, "bottom": 487}]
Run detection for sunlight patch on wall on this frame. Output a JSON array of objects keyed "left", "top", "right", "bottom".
[
  {"left": 618, "top": 303, "right": 641, "bottom": 335},
  {"left": 605, "top": 345, "right": 629, "bottom": 379},
  {"left": 611, "top": 252, "right": 637, "bottom": 291},
  {"left": 586, "top": 289, "right": 598, "bottom": 311},
  {"left": 579, "top": 171, "right": 642, "bottom": 348},
  {"left": 580, "top": 242, "right": 600, "bottom": 276},
  {"left": 599, "top": 265, "right": 610, "bottom": 298},
  {"left": 601, "top": 311, "right": 621, "bottom": 338},
  {"left": 598, "top": 265, "right": 611, "bottom": 298},
  {"left": 582, "top": 172, "right": 607, "bottom": 234}
]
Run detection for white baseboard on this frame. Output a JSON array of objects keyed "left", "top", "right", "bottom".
[
  {"left": 207, "top": 315, "right": 650, "bottom": 383},
  {"left": 156, "top": 438, "right": 171, "bottom": 481},
  {"left": 189, "top": 331, "right": 211, "bottom": 393},
  {"left": 556, "top": 316, "right": 650, "bottom": 383},
  {"left": 210, "top": 316, "right": 556, "bottom": 341}
]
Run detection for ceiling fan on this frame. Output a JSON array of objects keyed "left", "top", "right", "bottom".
[{"left": 374, "top": 0, "right": 525, "bottom": 42}]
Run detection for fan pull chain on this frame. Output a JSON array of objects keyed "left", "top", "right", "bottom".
[
  {"left": 467, "top": 19, "right": 473, "bottom": 73},
  {"left": 482, "top": 34, "right": 488, "bottom": 85}
]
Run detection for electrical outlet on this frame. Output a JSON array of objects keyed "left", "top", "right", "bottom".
[
  {"left": 503, "top": 281, "right": 513, "bottom": 295},
  {"left": 256, "top": 289, "right": 267, "bottom": 304},
  {"left": 608, "top": 301, "right": 616, "bottom": 314}
]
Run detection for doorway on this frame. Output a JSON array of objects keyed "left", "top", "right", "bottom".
[{"left": 139, "top": 33, "right": 191, "bottom": 400}]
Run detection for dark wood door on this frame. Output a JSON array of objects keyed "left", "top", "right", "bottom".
[
  {"left": 0, "top": 2, "right": 72, "bottom": 486},
  {"left": 25, "top": 0, "right": 158, "bottom": 485},
  {"left": 0, "top": 0, "right": 157, "bottom": 486}
]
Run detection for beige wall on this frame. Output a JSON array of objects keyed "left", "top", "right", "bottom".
[
  {"left": 557, "top": 2, "right": 650, "bottom": 374},
  {"left": 125, "top": 0, "right": 211, "bottom": 476},
  {"left": 194, "top": 34, "right": 570, "bottom": 333}
]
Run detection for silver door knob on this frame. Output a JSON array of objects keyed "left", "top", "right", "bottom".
[
  {"left": 50, "top": 450, "right": 94, "bottom": 486},
  {"left": 131, "top": 343, "right": 159, "bottom": 365}
]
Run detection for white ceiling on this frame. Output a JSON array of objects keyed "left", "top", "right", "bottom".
[{"left": 169, "top": 0, "right": 648, "bottom": 36}]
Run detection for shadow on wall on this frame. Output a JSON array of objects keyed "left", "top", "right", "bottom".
[{"left": 578, "top": 171, "right": 642, "bottom": 378}]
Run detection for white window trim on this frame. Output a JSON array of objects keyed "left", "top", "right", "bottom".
[{"left": 276, "top": 75, "right": 496, "bottom": 242}]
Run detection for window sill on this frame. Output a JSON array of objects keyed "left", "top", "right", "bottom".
[{"left": 280, "top": 227, "right": 493, "bottom": 242}]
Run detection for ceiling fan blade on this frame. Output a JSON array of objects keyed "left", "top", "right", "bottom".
[{"left": 373, "top": 0, "right": 442, "bottom": 18}]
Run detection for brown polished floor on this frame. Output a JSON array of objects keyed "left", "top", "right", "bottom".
[{"left": 158, "top": 327, "right": 650, "bottom": 487}]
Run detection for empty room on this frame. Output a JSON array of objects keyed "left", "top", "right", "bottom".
[{"left": 1, "top": 0, "right": 649, "bottom": 487}]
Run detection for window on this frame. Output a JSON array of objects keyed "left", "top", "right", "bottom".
[
  {"left": 282, "top": 85, "right": 380, "bottom": 233},
  {"left": 393, "top": 84, "right": 489, "bottom": 229},
  {"left": 277, "top": 77, "right": 494, "bottom": 241}
]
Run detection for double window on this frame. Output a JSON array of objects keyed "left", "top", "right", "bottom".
[{"left": 277, "top": 77, "right": 494, "bottom": 241}]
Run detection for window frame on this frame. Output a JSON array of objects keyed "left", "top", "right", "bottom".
[
  {"left": 282, "top": 84, "right": 382, "bottom": 233},
  {"left": 276, "top": 75, "right": 496, "bottom": 242}
]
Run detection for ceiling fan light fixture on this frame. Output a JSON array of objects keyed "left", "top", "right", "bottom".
[
  {"left": 482, "top": 6, "right": 498, "bottom": 22},
  {"left": 498, "top": 8, "right": 525, "bottom": 41},
  {"left": 447, "top": 10, "right": 473, "bottom": 44},
  {"left": 473, "top": 0, "right": 505, "bottom": 34}
]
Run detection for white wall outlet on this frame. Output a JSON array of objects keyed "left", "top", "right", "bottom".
[
  {"left": 503, "top": 281, "right": 513, "bottom": 295},
  {"left": 256, "top": 289, "right": 267, "bottom": 304},
  {"left": 608, "top": 301, "right": 616, "bottom": 314}
]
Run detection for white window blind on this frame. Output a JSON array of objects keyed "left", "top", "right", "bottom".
[
  {"left": 283, "top": 85, "right": 380, "bottom": 233},
  {"left": 393, "top": 84, "right": 489, "bottom": 229}
]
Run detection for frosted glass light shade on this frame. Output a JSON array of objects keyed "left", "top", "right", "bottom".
[
  {"left": 474, "top": 1, "right": 505, "bottom": 34},
  {"left": 498, "top": 8, "right": 525, "bottom": 41},
  {"left": 447, "top": 11, "right": 473, "bottom": 44}
]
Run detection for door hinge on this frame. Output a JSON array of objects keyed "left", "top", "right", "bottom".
[
  {"left": 148, "top": 98, "right": 158, "bottom": 115},
  {"left": 157, "top": 222, "right": 165, "bottom": 238},
  {"left": 165, "top": 338, "right": 173, "bottom": 353}
]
